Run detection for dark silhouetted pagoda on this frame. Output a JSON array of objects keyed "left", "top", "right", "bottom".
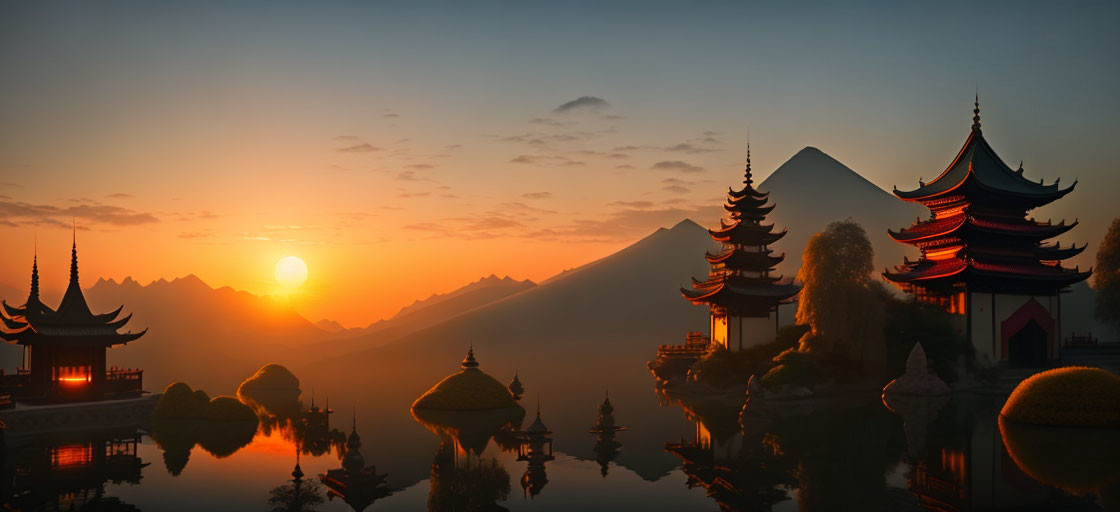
[
  {"left": 588, "top": 393, "right": 626, "bottom": 477},
  {"left": 0, "top": 236, "right": 146, "bottom": 402},
  {"left": 682, "top": 146, "right": 800, "bottom": 350},
  {"left": 320, "top": 416, "right": 392, "bottom": 512},
  {"left": 517, "top": 405, "right": 554, "bottom": 498},
  {"left": 884, "top": 97, "right": 1091, "bottom": 367}
]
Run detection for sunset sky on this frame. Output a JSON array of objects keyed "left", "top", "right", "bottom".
[{"left": 2, "top": 1, "right": 1118, "bottom": 327}]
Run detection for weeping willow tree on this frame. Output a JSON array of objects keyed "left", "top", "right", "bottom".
[
  {"left": 1095, "top": 218, "right": 1120, "bottom": 334},
  {"left": 794, "top": 220, "right": 885, "bottom": 371}
]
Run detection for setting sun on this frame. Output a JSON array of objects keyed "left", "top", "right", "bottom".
[{"left": 274, "top": 256, "right": 308, "bottom": 289}]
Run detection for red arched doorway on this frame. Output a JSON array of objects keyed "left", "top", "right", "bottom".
[{"left": 1000, "top": 298, "right": 1054, "bottom": 367}]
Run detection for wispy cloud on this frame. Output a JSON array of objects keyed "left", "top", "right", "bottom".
[
  {"left": 106, "top": 192, "right": 134, "bottom": 199},
  {"left": 553, "top": 96, "right": 610, "bottom": 114},
  {"left": 337, "top": 143, "right": 380, "bottom": 153},
  {"left": 664, "top": 142, "right": 719, "bottom": 154},
  {"left": 529, "top": 117, "right": 576, "bottom": 128},
  {"left": 0, "top": 198, "right": 159, "bottom": 227},
  {"left": 521, "top": 192, "right": 553, "bottom": 200},
  {"left": 395, "top": 170, "right": 438, "bottom": 183},
  {"left": 509, "top": 155, "right": 585, "bottom": 166},
  {"left": 651, "top": 160, "right": 705, "bottom": 174}
]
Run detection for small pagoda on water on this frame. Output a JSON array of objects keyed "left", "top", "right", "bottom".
[
  {"left": 0, "top": 235, "right": 146, "bottom": 402},
  {"left": 682, "top": 146, "right": 800, "bottom": 351},
  {"left": 884, "top": 97, "right": 1091, "bottom": 366}
]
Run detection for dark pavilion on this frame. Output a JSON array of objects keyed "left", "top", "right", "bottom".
[
  {"left": 885, "top": 97, "right": 1091, "bottom": 367},
  {"left": 0, "top": 237, "right": 146, "bottom": 402},
  {"left": 682, "top": 146, "right": 800, "bottom": 350}
]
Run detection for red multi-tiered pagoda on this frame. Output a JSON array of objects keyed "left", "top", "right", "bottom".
[
  {"left": 0, "top": 237, "right": 146, "bottom": 402},
  {"left": 682, "top": 147, "right": 800, "bottom": 351},
  {"left": 884, "top": 98, "right": 1090, "bottom": 366}
]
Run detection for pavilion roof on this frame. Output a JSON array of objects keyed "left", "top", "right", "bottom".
[
  {"left": 0, "top": 242, "right": 146, "bottom": 347},
  {"left": 887, "top": 215, "right": 1077, "bottom": 243},
  {"left": 883, "top": 257, "right": 1091, "bottom": 285},
  {"left": 894, "top": 127, "right": 1074, "bottom": 204}
]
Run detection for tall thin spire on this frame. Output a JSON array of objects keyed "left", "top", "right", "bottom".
[
  {"left": 743, "top": 139, "right": 753, "bottom": 186},
  {"left": 972, "top": 93, "right": 981, "bottom": 132},
  {"left": 69, "top": 219, "right": 79, "bottom": 286},
  {"left": 28, "top": 243, "right": 39, "bottom": 303}
]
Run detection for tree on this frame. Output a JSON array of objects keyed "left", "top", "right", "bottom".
[
  {"left": 794, "top": 220, "right": 885, "bottom": 371},
  {"left": 1095, "top": 218, "right": 1120, "bottom": 333}
]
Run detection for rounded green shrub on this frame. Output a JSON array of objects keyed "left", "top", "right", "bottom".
[
  {"left": 154, "top": 382, "right": 209, "bottom": 419},
  {"left": 203, "top": 395, "right": 259, "bottom": 422},
  {"left": 1001, "top": 366, "right": 1120, "bottom": 427}
]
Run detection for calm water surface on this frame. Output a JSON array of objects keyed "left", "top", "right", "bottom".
[{"left": 3, "top": 358, "right": 1114, "bottom": 511}]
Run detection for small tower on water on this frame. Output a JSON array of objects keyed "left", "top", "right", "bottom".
[{"left": 682, "top": 146, "right": 800, "bottom": 350}]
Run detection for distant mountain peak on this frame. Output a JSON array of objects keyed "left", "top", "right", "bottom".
[
  {"left": 763, "top": 146, "right": 892, "bottom": 197},
  {"left": 671, "top": 218, "right": 705, "bottom": 232}
]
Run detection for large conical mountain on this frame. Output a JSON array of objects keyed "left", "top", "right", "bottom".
[{"left": 758, "top": 147, "right": 924, "bottom": 279}]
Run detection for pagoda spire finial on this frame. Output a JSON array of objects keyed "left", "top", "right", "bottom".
[
  {"left": 69, "top": 219, "right": 79, "bottom": 286},
  {"left": 743, "top": 138, "right": 753, "bottom": 187},
  {"left": 461, "top": 343, "right": 479, "bottom": 368},
  {"left": 972, "top": 93, "right": 981, "bottom": 132},
  {"left": 29, "top": 236, "right": 39, "bottom": 303}
]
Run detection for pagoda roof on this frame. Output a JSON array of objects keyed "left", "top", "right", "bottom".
[
  {"left": 1036, "top": 242, "right": 1087, "bottom": 260},
  {"left": 705, "top": 248, "right": 784, "bottom": 268},
  {"left": 681, "top": 279, "right": 800, "bottom": 303},
  {"left": 894, "top": 128, "right": 1074, "bottom": 204},
  {"left": 888, "top": 215, "right": 1077, "bottom": 243},
  {"left": 728, "top": 184, "right": 768, "bottom": 201},
  {"left": 709, "top": 220, "right": 787, "bottom": 245},
  {"left": 0, "top": 243, "right": 146, "bottom": 347},
  {"left": 883, "top": 257, "right": 1091, "bottom": 285}
]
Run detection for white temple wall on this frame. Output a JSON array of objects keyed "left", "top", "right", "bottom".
[
  {"left": 968, "top": 292, "right": 1058, "bottom": 365},
  {"left": 711, "top": 313, "right": 778, "bottom": 351}
]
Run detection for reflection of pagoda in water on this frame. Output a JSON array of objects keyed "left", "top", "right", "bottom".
[
  {"left": 664, "top": 395, "right": 795, "bottom": 512},
  {"left": 588, "top": 393, "right": 626, "bottom": 477},
  {"left": 1, "top": 426, "right": 147, "bottom": 510},
  {"left": 267, "top": 449, "right": 326, "bottom": 511},
  {"left": 0, "top": 236, "right": 146, "bottom": 403},
  {"left": 319, "top": 416, "right": 392, "bottom": 512},
  {"left": 516, "top": 406, "right": 554, "bottom": 498}
]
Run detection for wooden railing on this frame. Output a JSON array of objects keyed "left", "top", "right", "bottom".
[{"left": 105, "top": 368, "right": 143, "bottom": 395}]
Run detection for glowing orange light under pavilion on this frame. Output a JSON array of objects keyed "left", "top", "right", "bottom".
[
  {"left": 54, "top": 366, "right": 92, "bottom": 385},
  {"left": 52, "top": 443, "right": 94, "bottom": 468}
]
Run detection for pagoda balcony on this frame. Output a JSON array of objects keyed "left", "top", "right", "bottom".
[{"left": 105, "top": 367, "right": 143, "bottom": 396}]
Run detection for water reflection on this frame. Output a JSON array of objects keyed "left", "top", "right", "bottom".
[
  {"left": 515, "top": 408, "right": 554, "bottom": 498},
  {"left": 661, "top": 390, "right": 797, "bottom": 511},
  {"left": 151, "top": 417, "right": 258, "bottom": 474},
  {"left": 267, "top": 452, "right": 326, "bottom": 512},
  {"left": 0, "top": 426, "right": 147, "bottom": 511},
  {"left": 999, "top": 418, "right": 1120, "bottom": 508},
  {"left": 588, "top": 393, "right": 626, "bottom": 477},
  {"left": 413, "top": 407, "right": 523, "bottom": 511},
  {"left": 653, "top": 377, "right": 1120, "bottom": 512},
  {"left": 319, "top": 416, "right": 393, "bottom": 512}
]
